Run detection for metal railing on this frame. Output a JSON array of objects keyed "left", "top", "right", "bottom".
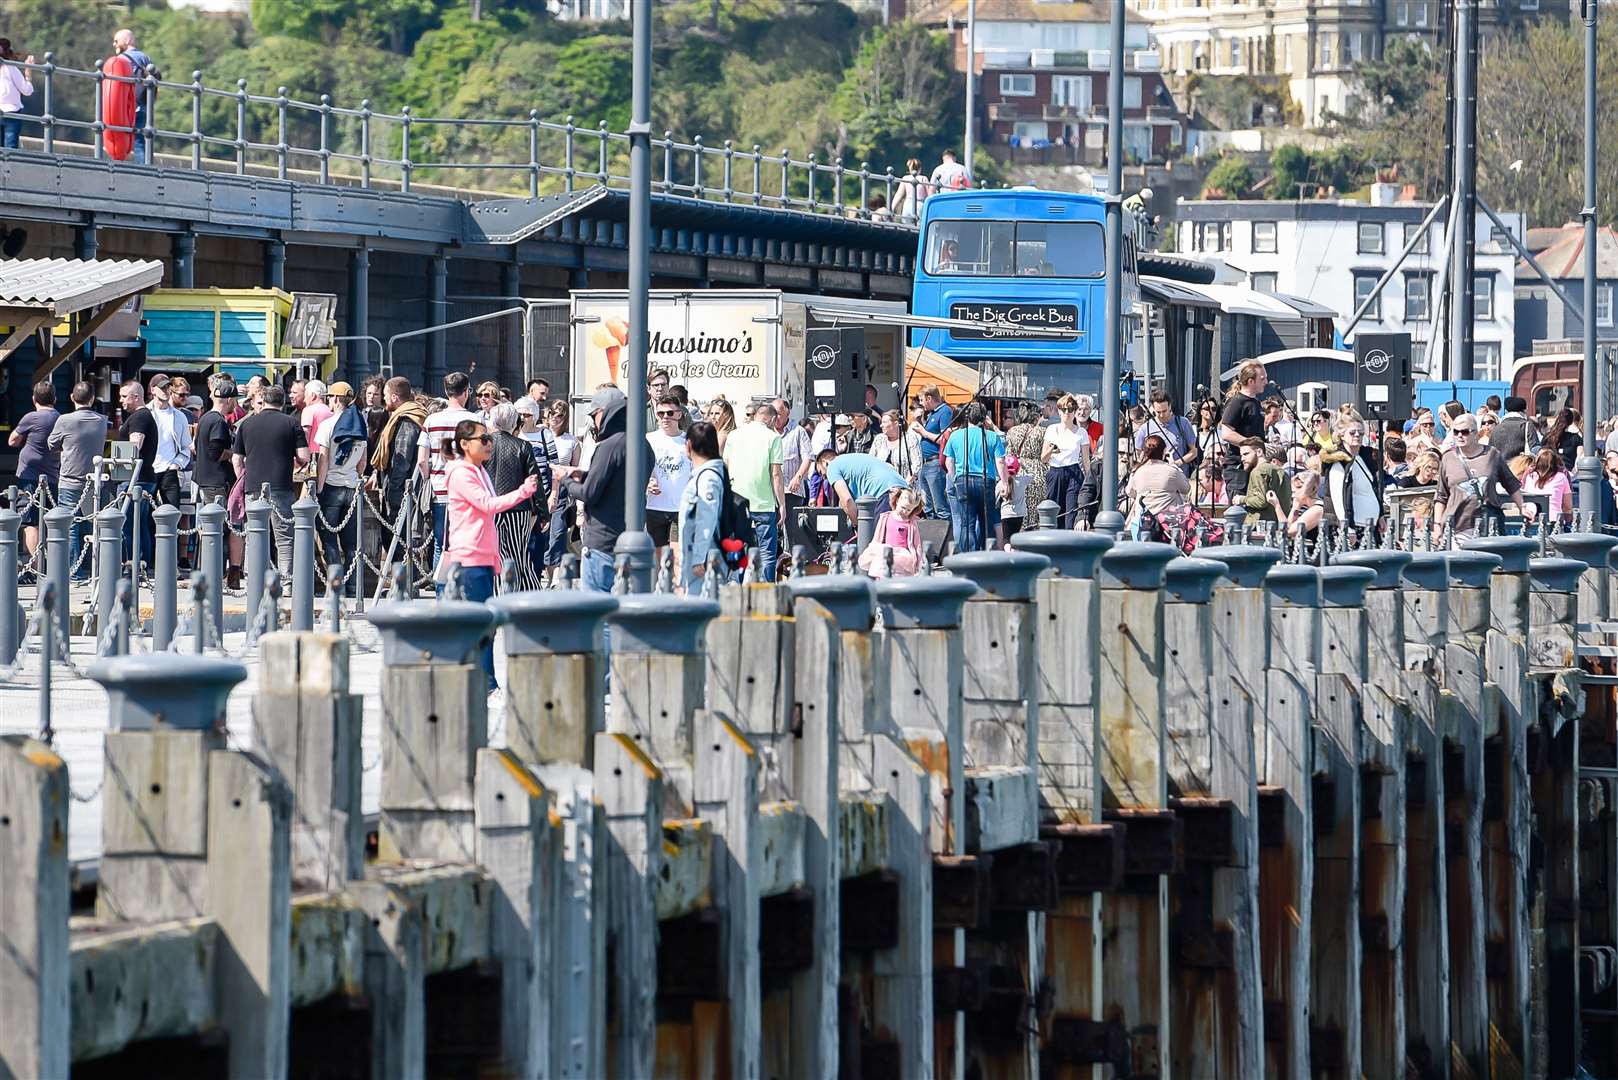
[{"left": 2, "top": 54, "right": 917, "bottom": 224}]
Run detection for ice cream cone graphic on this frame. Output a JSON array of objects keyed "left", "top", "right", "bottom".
[{"left": 591, "top": 316, "right": 631, "bottom": 385}]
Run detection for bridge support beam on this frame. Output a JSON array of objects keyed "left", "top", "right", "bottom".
[
  {"left": 349, "top": 246, "right": 371, "bottom": 378},
  {"left": 172, "top": 231, "right": 196, "bottom": 289},
  {"left": 426, "top": 254, "right": 448, "bottom": 389},
  {"left": 264, "top": 237, "right": 286, "bottom": 292}
]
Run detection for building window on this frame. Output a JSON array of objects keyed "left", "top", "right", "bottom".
[
  {"left": 1357, "top": 221, "right": 1384, "bottom": 254},
  {"left": 1124, "top": 77, "right": 1142, "bottom": 109},
  {"left": 1168, "top": 122, "right": 1182, "bottom": 147},
  {"left": 1402, "top": 221, "right": 1428, "bottom": 254},
  {"left": 1252, "top": 271, "right": 1278, "bottom": 293},
  {"left": 1473, "top": 342, "right": 1502, "bottom": 381},
  {"left": 1404, "top": 273, "right": 1431, "bottom": 322},
  {"left": 1200, "top": 222, "right": 1219, "bottom": 252},
  {"left": 1394, "top": 1, "right": 1410, "bottom": 26},
  {"left": 1318, "top": 34, "right": 1334, "bottom": 70},
  {"left": 1599, "top": 283, "right": 1614, "bottom": 327},
  {"left": 1490, "top": 225, "right": 1512, "bottom": 249},
  {"left": 1252, "top": 220, "right": 1277, "bottom": 253},
  {"left": 1474, "top": 274, "right": 1494, "bottom": 321},
  {"left": 1231, "top": 39, "right": 1243, "bottom": 67},
  {"left": 1354, "top": 272, "right": 1381, "bottom": 319},
  {"left": 1000, "top": 74, "right": 1036, "bottom": 96},
  {"left": 1051, "top": 74, "right": 1091, "bottom": 111},
  {"left": 1012, "top": 121, "right": 1050, "bottom": 142}
]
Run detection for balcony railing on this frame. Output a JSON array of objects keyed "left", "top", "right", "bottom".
[{"left": 0, "top": 54, "right": 914, "bottom": 224}]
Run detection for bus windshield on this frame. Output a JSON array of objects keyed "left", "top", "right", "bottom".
[{"left": 924, "top": 219, "right": 1105, "bottom": 279}]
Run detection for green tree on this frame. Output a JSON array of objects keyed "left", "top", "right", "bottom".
[
  {"left": 1201, "top": 154, "right": 1253, "bottom": 199},
  {"left": 1329, "top": 36, "right": 1447, "bottom": 200},
  {"left": 833, "top": 21, "right": 961, "bottom": 180},
  {"left": 250, "top": 0, "right": 444, "bottom": 52}
]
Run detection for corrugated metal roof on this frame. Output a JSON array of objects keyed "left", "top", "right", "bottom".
[{"left": 0, "top": 258, "right": 165, "bottom": 315}]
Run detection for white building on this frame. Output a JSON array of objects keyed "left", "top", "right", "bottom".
[{"left": 1174, "top": 191, "right": 1523, "bottom": 380}]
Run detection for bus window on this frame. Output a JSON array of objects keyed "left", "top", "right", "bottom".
[
  {"left": 925, "top": 220, "right": 1104, "bottom": 278},
  {"left": 1534, "top": 382, "right": 1576, "bottom": 418}
]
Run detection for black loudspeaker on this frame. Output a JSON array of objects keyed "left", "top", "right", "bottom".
[
  {"left": 1354, "top": 332, "right": 1413, "bottom": 422},
  {"left": 916, "top": 517, "right": 953, "bottom": 559},
  {"left": 805, "top": 327, "right": 867, "bottom": 414}
]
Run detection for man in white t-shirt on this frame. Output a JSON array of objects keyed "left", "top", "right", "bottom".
[
  {"left": 301, "top": 379, "right": 333, "bottom": 453},
  {"left": 314, "top": 382, "right": 367, "bottom": 593},
  {"left": 645, "top": 394, "right": 692, "bottom": 566},
  {"left": 416, "top": 371, "right": 478, "bottom": 565},
  {"left": 930, "top": 149, "right": 972, "bottom": 192}
]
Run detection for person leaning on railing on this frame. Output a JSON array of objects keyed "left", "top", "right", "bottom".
[{"left": 0, "top": 40, "right": 34, "bottom": 150}]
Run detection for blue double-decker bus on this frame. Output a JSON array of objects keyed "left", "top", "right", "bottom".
[{"left": 910, "top": 187, "right": 1137, "bottom": 400}]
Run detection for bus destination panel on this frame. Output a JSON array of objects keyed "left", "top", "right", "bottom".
[{"left": 948, "top": 302, "right": 1081, "bottom": 340}]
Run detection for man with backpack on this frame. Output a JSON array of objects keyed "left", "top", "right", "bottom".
[
  {"left": 930, "top": 149, "right": 972, "bottom": 192},
  {"left": 555, "top": 386, "right": 652, "bottom": 593},
  {"left": 721, "top": 399, "right": 786, "bottom": 581}
]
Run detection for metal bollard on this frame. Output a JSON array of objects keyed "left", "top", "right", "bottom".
[
  {"left": 352, "top": 486, "right": 366, "bottom": 613},
  {"left": 291, "top": 494, "right": 318, "bottom": 631},
  {"left": 0, "top": 506, "right": 18, "bottom": 666},
  {"left": 114, "top": 579, "right": 131, "bottom": 656},
  {"left": 245, "top": 493, "right": 270, "bottom": 643},
  {"left": 94, "top": 506, "right": 124, "bottom": 655},
  {"left": 326, "top": 565, "right": 343, "bottom": 634},
  {"left": 151, "top": 504, "right": 180, "bottom": 651},
  {"left": 197, "top": 500, "right": 226, "bottom": 640},
  {"left": 190, "top": 572, "right": 208, "bottom": 653},
  {"left": 1222, "top": 504, "right": 1247, "bottom": 545},
  {"left": 39, "top": 581, "right": 55, "bottom": 742},
  {"left": 42, "top": 506, "right": 72, "bottom": 637},
  {"left": 855, "top": 496, "right": 880, "bottom": 554},
  {"left": 264, "top": 569, "right": 283, "bottom": 637},
  {"left": 1036, "top": 498, "right": 1059, "bottom": 530}
]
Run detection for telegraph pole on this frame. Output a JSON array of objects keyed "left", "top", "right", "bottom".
[
  {"left": 1449, "top": 0, "right": 1478, "bottom": 381},
  {"left": 1579, "top": 0, "right": 1602, "bottom": 521},
  {"left": 964, "top": 0, "right": 976, "bottom": 179},
  {"left": 1092, "top": 0, "right": 1127, "bottom": 536},
  {"left": 616, "top": 0, "right": 654, "bottom": 591}
]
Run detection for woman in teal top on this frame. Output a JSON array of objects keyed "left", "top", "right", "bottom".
[{"left": 943, "top": 402, "right": 1009, "bottom": 552}]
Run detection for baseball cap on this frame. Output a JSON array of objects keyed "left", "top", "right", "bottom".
[
  {"left": 589, "top": 386, "right": 627, "bottom": 416},
  {"left": 327, "top": 380, "right": 353, "bottom": 398}
]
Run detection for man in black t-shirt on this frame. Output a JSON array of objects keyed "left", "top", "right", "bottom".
[
  {"left": 195, "top": 375, "right": 243, "bottom": 586},
  {"left": 118, "top": 379, "right": 159, "bottom": 570},
  {"left": 1218, "top": 361, "right": 1268, "bottom": 498},
  {"left": 232, "top": 385, "right": 309, "bottom": 577}
]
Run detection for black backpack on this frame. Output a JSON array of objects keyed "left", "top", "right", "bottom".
[{"left": 714, "top": 464, "right": 756, "bottom": 568}]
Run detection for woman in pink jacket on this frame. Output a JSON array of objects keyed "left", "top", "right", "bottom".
[{"left": 443, "top": 419, "right": 538, "bottom": 685}]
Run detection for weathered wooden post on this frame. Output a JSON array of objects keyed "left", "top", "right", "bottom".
[
  {"left": 791, "top": 574, "right": 934, "bottom": 1078},
  {"left": 1259, "top": 563, "right": 1321, "bottom": 1080},
  {"left": 1444, "top": 548, "right": 1502, "bottom": 1079},
  {"left": 490, "top": 589, "right": 617, "bottom": 1078},
  {"left": 1333, "top": 548, "right": 1414, "bottom": 1080},
  {"left": 1313, "top": 564, "right": 1375, "bottom": 1080},
  {"left": 1198, "top": 543, "right": 1287, "bottom": 1075},
  {"left": 607, "top": 594, "right": 721, "bottom": 815},
  {"left": 1550, "top": 532, "right": 1617, "bottom": 628},
  {"left": 1461, "top": 535, "right": 1541, "bottom": 1074},
  {"left": 253, "top": 631, "right": 365, "bottom": 890},
  {"left": 1006, "top": 530, "right": 1122, "bottom": 1076},
  {"left": 1398, "top": 552, "right": 1453, "bottom": 1075},
  {"left": 84, "top": 653, "right": 292, "bottom": 1080},
  {"left": 0, "top": 736, "right": 69, "bottom": 1080},
  {"left": 490, "top": 589, "right": 618, "bottom": 768},
  {"left": 474, "top": 747, "right": 561, "bottom": 1080},
  {"left": 1527, "top": 554, "right": 1587, "bottom": 1077},
  {"left": 1096, "top": 541, "right": 1181, "bottom": 1077},
  {"left": 945, "top": 549, "right": 1053, "bottom": 1076},
  {"left": 368, "top": 599, "right": 499, "bottom": 862},
  {"left": 1161, "top": 555, "right": 1265, "bottom": 1078},
  {"left": 874, "top": 574, "right": 977, "bottom": 1078},
  {"left": 707, "top": 581, "right": 796, "bottom": 797}
]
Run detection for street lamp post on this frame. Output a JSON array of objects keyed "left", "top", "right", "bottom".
[
  {"left": 1091, "top": 0, "right": 1127, "bottom": 537},
  {"left": 615, "top": 0, "right": 654, "bottom": 591},
  {"left": 1579, "top": 0, "right": 1602, "bottom": 522},
  {"left": 964, "top": 0, "right": 976, "bottom": 179}
]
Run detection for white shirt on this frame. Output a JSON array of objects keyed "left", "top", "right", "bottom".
[
  {"left": 0, "top": 65, "right": 32, "bottom": 114},
  {"left": 315, "top": 414, "right": 366, "bottom": 490},
  {"left": 646, "top": 429, "right": 691, "bottom": 513},
  {"left": 149, "top": 404, "right": 191, "bottom": 473},
  {"left": 930, "top": 159, "right": 970, "bottom": 191},
  {"left": 1042, "top": 423, "right": 1088, "bottom": 469},
  {"left": 418, "top": 406, "right": 478, "bottom": 502}
]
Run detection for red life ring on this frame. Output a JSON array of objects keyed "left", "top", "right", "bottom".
[{"left": 101, "top": 55, "right": 135, "bottom": 161}]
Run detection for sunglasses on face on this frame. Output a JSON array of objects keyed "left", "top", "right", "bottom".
[
  {"left": 463, "top": 433, "right": 492, "bottom": 445},
  {"left": 656, "top": 410, "right": 678, "bottom": 419},
  {"left": 478, "top": 392, "right": 496, "bottom": 399}
]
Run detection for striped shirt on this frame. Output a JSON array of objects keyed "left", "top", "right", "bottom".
[{"left": 418, "top": 406, "right": 478, "bottom": 502}]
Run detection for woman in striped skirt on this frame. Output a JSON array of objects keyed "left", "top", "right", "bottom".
[{"left": 484, "top": 402, "right": 543, "bottom": 592}]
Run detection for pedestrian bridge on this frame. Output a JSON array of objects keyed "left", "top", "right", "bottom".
[{"left": 0, "top": 56, "right": 917, "bottom": 388}]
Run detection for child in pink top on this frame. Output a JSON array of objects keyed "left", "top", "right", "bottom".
[
  {"left": 1522, "top": 447, "right": 1573, "bottom": 524},
  {"left": 859, "top": 488, "right": 925, "bottom": 577}
]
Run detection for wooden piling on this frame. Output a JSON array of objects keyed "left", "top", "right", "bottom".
[
  {"left": 254, "top": 631, "right": 364, "bottom": 889},
  {"left": 205, "top": 749, "right": 293, "bottom": 1080},
  {"left": 1096, "top": 543, "right": 1180, "bottom": 1078},
  {"left": 1334, "top": 549, "right": 1414, "bottom": 1080},
  {"left": 0, "top": 736, "right": 70, "bottom": 1080},
  {"left": 1260, "top": 564, "right": 1319, "bottom": 1080},
  {"left": 596, "top": 731, "right": 663, "bottom": 1079},
  {"left": 1443, "top": 551, "right": 1501, "bottom": 1079},
  {"left": 475, "top": 748, "right": 561, "bottom": 1080},
  {"left": 493, "top": 591, "right": 617, "bottom": 770},
  {"left": 1399, "top": 554, "right": 1454, "bottom": 1076},
  {"left": 349, "top": 876, "right": 427, "bottom": 1080},
  {"left": 99, "top": 728, "right": 223, "bottom": 920}
]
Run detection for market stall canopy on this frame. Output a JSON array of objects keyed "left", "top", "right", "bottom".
[
  {"left": 905, "top": 345, "right": 980, "bottom": 404},
  {"left": 0, "top": 258, "right": 165, "bottom": 378}
]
